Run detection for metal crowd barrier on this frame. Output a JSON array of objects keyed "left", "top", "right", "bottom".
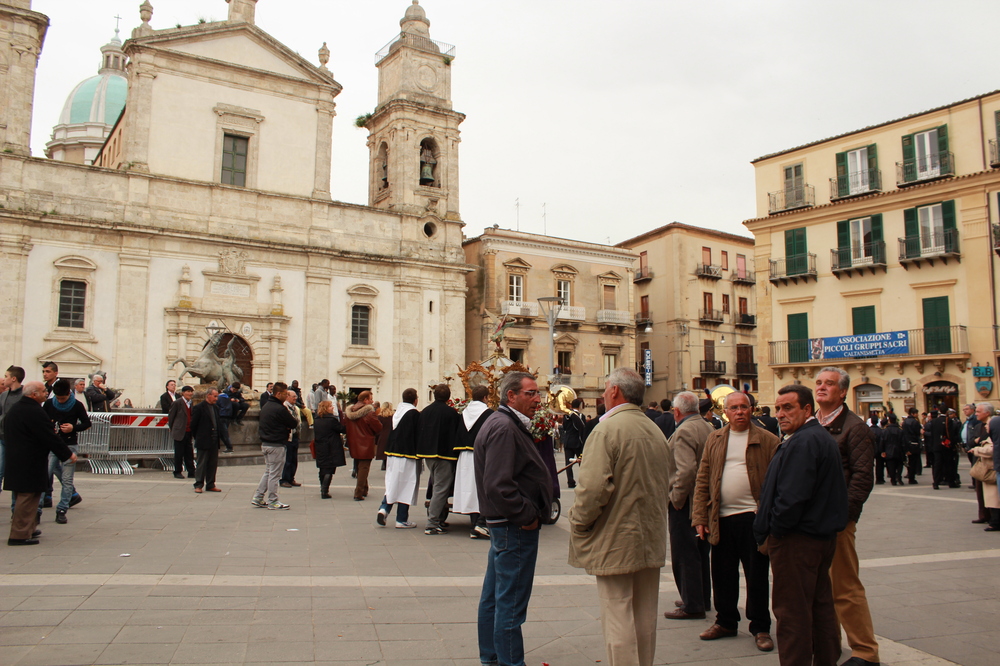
[{"left": 76, "top": 412, "right": 174, "bottom": 474}]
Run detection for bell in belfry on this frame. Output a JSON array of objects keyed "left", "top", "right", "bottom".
[{"left": 420, "top": 145, "right": 436, "bottom": 185}]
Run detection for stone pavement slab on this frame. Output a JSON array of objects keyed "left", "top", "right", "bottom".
[{"left": 1, "top": 461, "right": 997, "bottom": 665}]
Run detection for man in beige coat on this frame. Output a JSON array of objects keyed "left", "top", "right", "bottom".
[{"left": 569, "top": 368, "right": 671, "bottom": 666}]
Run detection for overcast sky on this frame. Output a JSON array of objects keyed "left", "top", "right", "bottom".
[{"left": 29, "top": 0, "right": 1000, "bottom": 245}]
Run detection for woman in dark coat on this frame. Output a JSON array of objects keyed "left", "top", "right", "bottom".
[
  {"left": 375, "top": 402, "right": 394, "bottom": 470},
  {"left": 313, "top": 400, "right": 346, "bottom": 499}
]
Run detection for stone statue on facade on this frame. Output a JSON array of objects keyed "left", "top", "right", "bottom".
[{"left": 172, "top": 331, "right": 243, "bottom": 391}]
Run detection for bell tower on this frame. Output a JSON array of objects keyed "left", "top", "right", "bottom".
[
  {"left": 0, "top": 0, "right": 49, "bottom": 155},
  {"left": 366, "top": 0, "right": 464, "bottom": 221}
]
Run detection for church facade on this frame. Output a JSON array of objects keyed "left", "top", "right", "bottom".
[{"left": 0, "top": 0, "right": 470, "bottom": 406}]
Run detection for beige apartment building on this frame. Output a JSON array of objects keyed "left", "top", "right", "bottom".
[
  {"left": 746, "top": 89, "right": 1000, "bottom": 414},
  {"left": 619, "top": 223, "right": 758, "bottom": 402},
  {"left": 464, "top": 227, "right": 637, "bottom": 408}
]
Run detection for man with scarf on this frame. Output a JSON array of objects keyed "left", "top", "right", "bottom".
[
  {"left": 453, "top": 385, "right": 493, "bottom": 539},
  {"left": 377, "top": 388, "right": 420, "bottom": 528},
  {"left": 43, "top": 379, "right": 90, "bottom": 524}
]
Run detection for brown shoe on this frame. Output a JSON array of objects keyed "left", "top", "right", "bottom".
[
  {"left": 754, "top": 632, "right": 774, "bottom": 652},
  {"left": 290, "top": 480, "right": 302, "bottom": 487},
  {"left": 663, "top": 609, "right": 706, "bottom": 620},
  {"left": 206, "top": 487, "right": 221, "bottom": 492},
  {"left": 674, "top": 600, "right": 683, "bottom": 607},
  {"left": 699, "top": 624, "right": 737, "bottom": 640}
]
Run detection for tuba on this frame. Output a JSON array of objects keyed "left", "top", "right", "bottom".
[
  {"left": 709, "top": 385, "right": 736, "bottom": 423},
  {"left": 547, "top": 384, "right": 577, "bottom": 414}
]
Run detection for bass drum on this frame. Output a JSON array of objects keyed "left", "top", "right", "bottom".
[{"left": 549, "top": 497, "right": 561, "bottom": 523}]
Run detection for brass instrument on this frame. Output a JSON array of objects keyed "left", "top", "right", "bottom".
[
  {"left": 709, "top": 384, "right": 737, "bottom": 423},
  {"left": 547, "top": 384, "right": 577, "bottom": 414}
]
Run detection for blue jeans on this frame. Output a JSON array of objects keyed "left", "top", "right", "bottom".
[
  {"left": 379, "top": 496, "right": 410, "bottom": 523},
  {"left": 478, "top": 524, "right": 540, "bottom": 666},
  {"left": 48, "top": 447, "right": 77, "bottom": 511}
]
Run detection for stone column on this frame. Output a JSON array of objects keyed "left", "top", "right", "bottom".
[
  {"left": 0, "top": 4, "right": 49, "bottom": 155},
  {"left": 304, "top": 270, "right": 332, "bottom": 376},
  {"left": 113, "top": 252, "right": 151, "bottom": 402},
  {"left": 121, "top": 53, "right": 154, "bottom": 172},
  {"left": 0, "top": 234, "right": 32, "bottom": 362},
  {"left": 312, "top": 99, "right": 336, "bottom": 200}
]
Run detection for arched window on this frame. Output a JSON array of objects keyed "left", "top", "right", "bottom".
[{"left": 377, "top": 143, "right": 389, "bottom": 191}]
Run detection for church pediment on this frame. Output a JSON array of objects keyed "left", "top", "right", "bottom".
[
  {"left": 133, "top": 22, "right": 337, "bottom": 87},
  {"left": 338, "top": 359, "right": 385, "bottom": 379},
  {"left": 502, "top": 257, "right": 532, "bottom": 274},
  {"left": 38, "top": 344, "right": 103, "bottom": 377},
  {"left": 597, "top": 270, "right": 623, "bottom": 282},
  {"left": 554, "top": 332, "right": 579, "bottom": 345}
]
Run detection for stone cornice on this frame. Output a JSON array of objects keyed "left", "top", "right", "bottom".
[{"left": 469, "top": 234, "right": 637, "bottom": 265}]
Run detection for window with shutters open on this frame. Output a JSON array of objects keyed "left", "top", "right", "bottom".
[
  {"left": 900, "top": 126, "right": 951, "bottom": 184},
  {"left": 834, "top": 145, "right": 879, "bottom": 198},
  {"left": 903, "top": 201, "right": 956, "bottom": 258},
  {"left": 835, "top": 215, "right": 883, "bottom": 268}
]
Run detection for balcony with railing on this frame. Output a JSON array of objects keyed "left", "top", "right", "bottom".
[
  {"left": 896, "top": 151, "right": 955, "bottom": 186},
  {"left": 699, "top": 309, "right": 723, "bottom": 324},
  {"left": 769, "top": 253, "right": 817, "bottom": 284},
  {"left": 991, "top": 140, "right": 1000, "bottom": 168},
  {"left": 768, "top": 325, "right": 969, "bottom": 366},
  {"left": 732, "top": 270, "right": 755, "bottom": 285},
  {"left": 695, "top": 264, "right": 723, "bottom": 280},
  {"left": 633, "top": 267, "right": 654, "bottom": 283},
  {"left": 736, "top": 362, "right": 758, "bottom": 377},
  {"left": 375, "top": 33, "right": 456, "bottom": 64},
  {"left": 734, "top": 313, "right": 757, "bottom": 328},
  {"left": 635, "top": 311, "right": 652, "bottom": 326},
  {"left": 555, "top": 305, "right": 586, "bottom": 322},
  {"left": 768, "top": 184, "right": 815, "bottom": 213},
  {"left": 597, "top": 309, "right": 633, "bottom": 327},
  {"left": 500, "top": 301, "right": 538, "bottom": 318},
  {"left": 700, "top": 360, "right": 726, "bottom": 375},
  {"left": 897, "top": 229, "right": 960, "bottom": 268},
  {"left": 830, "top": 168, "right": 883, "bottom": 201},
  {"left": 831, "top": 241, "right": 887, "bottom": 277}
]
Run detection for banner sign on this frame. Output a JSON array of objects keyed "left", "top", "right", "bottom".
[
  {"left": 643, "top": 348, "right": 652, "bottom": 387},
  {"left": 808, "top": 331, "right": 909, "bottom": 360}
]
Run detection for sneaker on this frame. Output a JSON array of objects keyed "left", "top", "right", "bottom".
[
  {"left": 471, "top": 525, "right": 490, "bottom": 539},
  {"left": 424, "top": 525, "right": 447, "bottom": 535},
  {"left": 55, "top": 510, "right": 67, "bottom": 524},
  {"left": 376, "top": 509, "right": 387, "bottom": 527},
  {"left": 250, "top": 496, "right": 267, "bottom": 508},
  {"left": 267, "top": 501, "right": 290, "bottom": 510},
  {"left": 396, "top": 521, "right": 418, "bottom": 529},
  {"left": 69, "top": 494, "right": 82, "bottom": 508}
]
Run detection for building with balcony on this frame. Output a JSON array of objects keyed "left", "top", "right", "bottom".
[
  {"left": 464, "top": 227, "right": 638, "bottom": 407},
  {"left": 618, "top": 223, "right": 758, "bottom": 402},
  {"left": 746, "top": 89, "right": 1000, "bottom": 415}
]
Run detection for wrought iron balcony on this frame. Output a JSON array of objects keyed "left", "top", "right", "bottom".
[
  {"left": 597, "top": 309, "right": 632, "bottom": 326},
  {"left": 768, "top": 325, "right": 969, "bottom": 365},
  {"left": 736, "top": 362, "right": 758, "bottom": 377},
  {"left": 696, "top": 264, "right": 723, "bottom": 279},
  {"left": 633, "top": 267, "right": 654, "bottom": 283},
  {"left": 830, "top": 168, "right": 882, "bottom": 200},
  {"left": 699, "top": 309, "right": 723, "bottom": 324},
  {"left": 769, "top": 253, "right": 817, "bottom": 284},
  {"left": 635, "top": 311, "right": 652, "bottom": 326},
  {"left": 375, "top": 32, "right": 456, "bottom": 64},
  {"left": 896, "top": 151, "right": 955, "bottom": 186},
  {"left": 897, "top": 229, "right": 960, "bottom": 268},
  {"left": 500, "top": 301, "right": 538, "bottom": 317},
  {"left": 768, "top": 184, "right": 815, "bottom": 213},
  {"left": 732, "top": 270, "right": 755, "bottom": 285},
  {"left": 700, "top": 360, "right": 726, "bottom": 375},
  {"left": 555, "top": 305, "right": 586, "bottom": 322},
  {"left": 991, "top": 140, "right": 1000, "bottom": 168},
  {"left": 734, "top": 313, "right": 756, "bottom": 328},
  {"left": 831, "top": 241, "right": 887, "bottom": 277}
]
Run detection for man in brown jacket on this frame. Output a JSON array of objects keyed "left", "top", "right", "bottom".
[
  {"left": 692, "top": 391, "right": 779, "bottom": 651},
  {"left": 816, "top": 366, "right": 879, "bottom": 666},
  {"left": 569, "top": 368, "right": 671, "bottom": 666},
  {"left": 663, "top": 391, "right": 716, "bottom": 620},
  {"left": 344, "top": 391, "right": 383, "bottom": 501}
]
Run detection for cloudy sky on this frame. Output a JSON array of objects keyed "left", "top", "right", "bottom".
[{"left": 29, "top": 0, "right": 999, "bottom": 245}]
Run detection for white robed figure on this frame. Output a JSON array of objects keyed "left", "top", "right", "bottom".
[
  {"left": 377, "top": 390, "right": 422, "bottom": 528},
  {"left": 452, "top": 387, "right": 495, "bottom": 515}
]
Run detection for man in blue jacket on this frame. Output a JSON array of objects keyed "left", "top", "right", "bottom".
[{"left": 753, "top": 384, "right": 848, "bottom": 666}]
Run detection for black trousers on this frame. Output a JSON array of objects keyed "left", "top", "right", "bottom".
[
  {"left": 564, "top": 447, "right": 581, "bottom": 486},
  {"left": 173, "top": 435, "right": 195, "bottom": 476},
  {"left": 668, "top": 499, "right": 711, "bottom": 613},
  {"left": 193, "top": 445, "right": 219, "bottom": 489},
  {"left": 932, "top": 448, "right": 957, "bottom": 486},
  {"left": 885, "top": 458, "right": 904, "bottom": 485},
  {"left": 281, "top": 435, "right": 299, "bottom": 484},
  {"left": 906, "top": 444, "right": 921, "bottom": 480},
  {"left": 874, "top": 455, "right": 885, "bottom": 483},
  {"left": 711, "top": 512, "right": 770, "bottom": 634}
]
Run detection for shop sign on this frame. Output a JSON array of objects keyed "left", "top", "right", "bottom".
[
  {"left": 922, "top": 381, "right": 958, "bottom": 395},
  {"left": 808, "top": 331, "right": 908, "bottom": 360},
  {"left": 976, "top": 381, "right": 993, "bottom": 397}
]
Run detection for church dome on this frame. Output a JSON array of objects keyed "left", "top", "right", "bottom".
[
  {"left": 403, "top": 1, "right": 428, "bottom": 23},
  {"left": 58, "top": 73, "right": 127, "bottom": 126}
]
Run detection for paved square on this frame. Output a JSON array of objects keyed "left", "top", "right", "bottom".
[{"left": 2, "top": 462, "right": 998, "bottom": 665}]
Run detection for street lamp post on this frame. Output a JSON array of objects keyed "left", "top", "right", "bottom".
[{"left": 537, "top": 296, "right": 563, "bottom": 385}]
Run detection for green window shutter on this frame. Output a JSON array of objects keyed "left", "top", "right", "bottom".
[
  {"left": 922, "top": 296, "right": 951, "bottom": 354},
  {"left": 787, "top": 313, "right": 809, "bottom": 363},
  {"left": 867, "top": 144, "right": 879, "bottom": 189},
  {"left": 870, "top": 214, "right": 884, "bottom": 263},
  {"left": 785, "top": 228, "right": 807, "bottom": 275},
  {"left": 903, "top": 207, "right": 919, "bottom": 258},
  {"left": 852, "top": 306, "right": 876, "bottom": 335},
  {"left": 937, "top": 125, "right": 949, "bottom": 153},
  {"left": 941, "top": 199, "right": 957, "bottom": 252},
  {"left": 937, "top": 125, "right": 950, "bottom": 173},
  {"left": 835, "top": 151, "right": 849, "bottom": 198},
  {"left": 995, "top": 110, "right": 1000, "bottom": 138},
  {"left": 836, "top": 220, "right": 850, "bottom": 268},
  {"left": 901, "top": 133, "right": 915, "bottom": 182}
]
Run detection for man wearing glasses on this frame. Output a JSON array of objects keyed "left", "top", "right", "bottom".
[{"left": 474, "top": 371, "right": 553, "bottom": 666}]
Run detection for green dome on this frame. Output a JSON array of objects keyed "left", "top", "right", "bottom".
[{"left": 59, "top": 73, "right": 127, "bottom": 126}]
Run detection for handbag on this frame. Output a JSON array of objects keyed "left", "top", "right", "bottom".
[
  {"left": 309, "top": 441, "right": 316, "bottom": 459},
  {"left": 970, "top": 458, "right": 996, "bottom": 484}
]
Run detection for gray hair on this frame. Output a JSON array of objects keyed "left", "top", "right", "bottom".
[
  {"left": 499, "top": 371, "right": 534, "bottom": 406},
  {"left": 977, "top": 402, "right": 996, "bottom": 417},
  {"left": 607, "top": 368, "right": 644, "bottom": 406},
  {"left": 22, "top": 380, "right": 47, "bottom": 400},
  {"left": 819, "top": 366, "right": 850, "bottom": 391},
  {"left": 723, "top": 391, "right": 751, "bottom": 409},
  {"left": 673, "top": 391, "right": 699, "bottom": 416}
]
